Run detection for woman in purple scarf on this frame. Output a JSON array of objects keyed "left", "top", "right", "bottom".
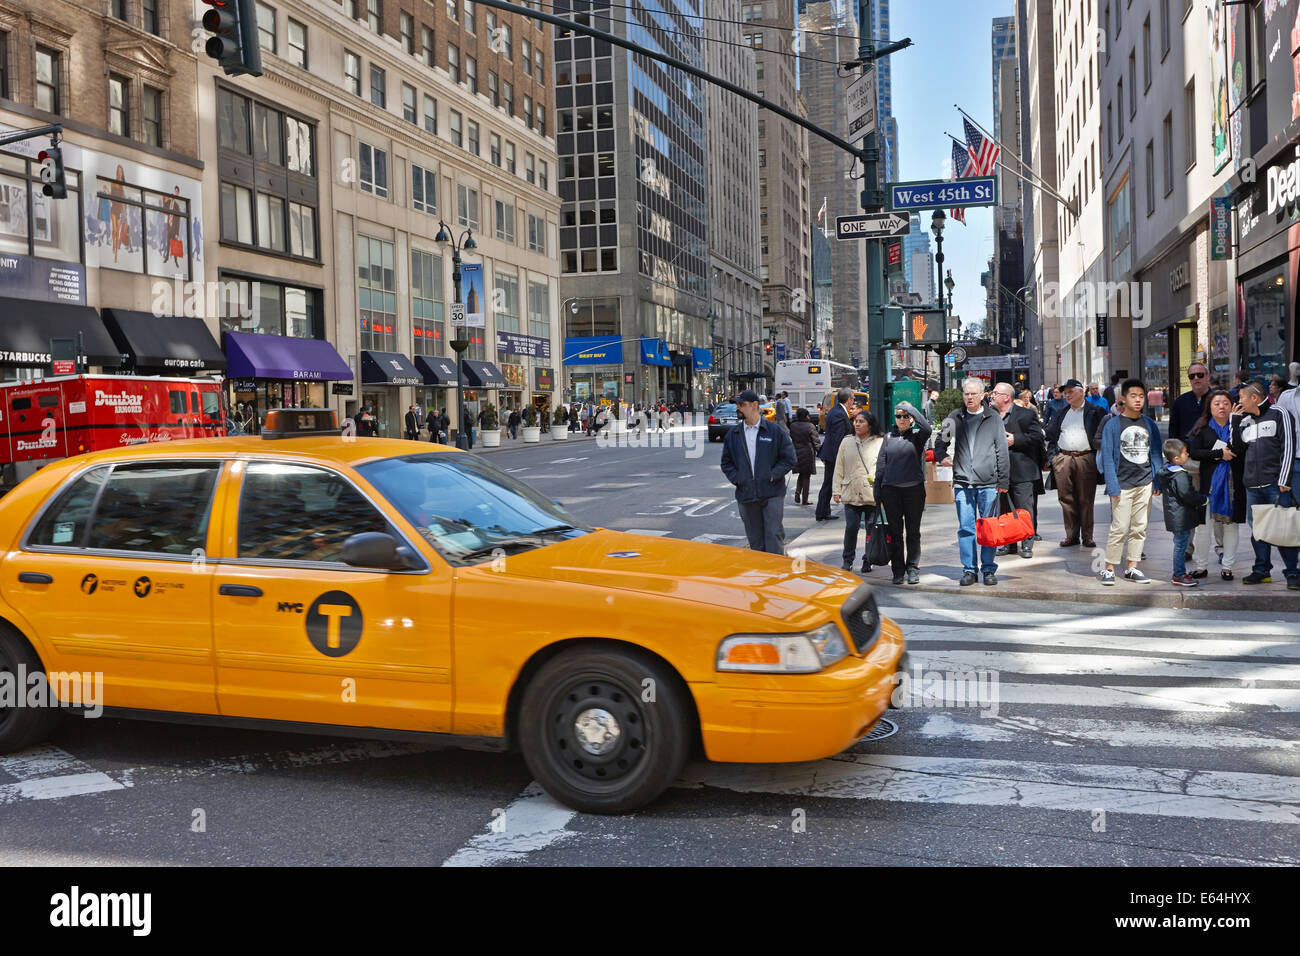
[{"left": 1187, "top": 390, "right": 1247, "bottom": 580}]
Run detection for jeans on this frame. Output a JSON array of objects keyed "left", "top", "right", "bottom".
[
  {"left": 842, "top": 503, "right": 875, "bottom": 567},
  {"left": 738, "top": 495, "right": 788, "bottom": 555},
  {"left": 1171, "top": 529, "right": 1192, "bottom": 577},
  {"left": 1245, "top": 484, "right": 1300, "bottom": 577},
  {"left": 954, "top": 485, "right": 999, "bottom": 575}
]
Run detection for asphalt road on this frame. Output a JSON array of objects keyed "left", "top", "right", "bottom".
[{"left": 2, "top": 431, "right": 1297, "bottom": 866}]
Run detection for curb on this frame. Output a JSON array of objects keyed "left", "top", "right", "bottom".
[{"left": 864, "top": 578, "right": 1300, "bottom": 611}]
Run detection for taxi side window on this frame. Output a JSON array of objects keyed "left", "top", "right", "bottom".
[
  {"left": 85, "top": 463, "right": 221, "bottom": 555},
  {"left": 29, "top": 467, "right": 111, "bottom": 548},
  {"left": 238, "top": 462, "right": 392, "bottom": 564}
]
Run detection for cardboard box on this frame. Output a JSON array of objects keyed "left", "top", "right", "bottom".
[{"left": 925, "top": 460, "right": 955, "bottom": 504}]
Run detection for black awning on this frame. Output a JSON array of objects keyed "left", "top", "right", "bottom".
[
  {"left": 415, "top": 354, "right": 459, "bottom": 386},
  {"left": 0, "top": 298, "right": 120, "bottom": 367},
  {"left": 462, "top": 360, "right": 507, "bottom": 388},
  {"left": 361, "top": 350, "right": 423, "bottom": 386},
  {"left": 103, "top": 309, "right": 226, "bottom": 373}
]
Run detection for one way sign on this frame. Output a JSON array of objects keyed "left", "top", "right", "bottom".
[{"left": 835, "top": 213, "right": 911, "bottom": 240}]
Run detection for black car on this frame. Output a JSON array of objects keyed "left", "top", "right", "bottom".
[{"left": 708, "top": 403, "right": 738, "bottom": 442}]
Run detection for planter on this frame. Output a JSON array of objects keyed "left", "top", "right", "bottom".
[
  {"left": 522, "top": 426, "right": 542, "bottom": 443},
  {"left": 479, "top": 429, "right": 501, "bottom": 448},
  {"left": 550, "top": 426, "right": 569, "bottom": 441}
]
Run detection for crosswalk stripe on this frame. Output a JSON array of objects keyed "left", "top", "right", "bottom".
[
  {"left": 913, "top": 713, "right": 1300, "bottom": 752},
  {"left": 905, "top": 648, "right": 1300, "bottom": 681},
  {"left": 677, "top": 752, "right": 1300, "bottom": 824},
  {"left": 441, "top": 782, "right": 575, "bottom": 867},
  {"left": 881, "top": 605, "right": 1298, "bottom": 637},
  {"left": 986, "top": 682, "right": 1300, "bottom": 712},
  {"left": 0, "top": 745, "right": 125, "bottom": 805}
]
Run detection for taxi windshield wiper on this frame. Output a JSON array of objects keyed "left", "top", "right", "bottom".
[
  {"left": 456, "top": 537, "right": 548, "bottom": 562},
  {"left": 529, "top": 524, "right": 582, "bottom": 536}
]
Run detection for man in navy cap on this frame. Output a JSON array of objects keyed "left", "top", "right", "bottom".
[
  {"left": 1044, "top": 378, "right": 1107, "bottom": 547},
  {"left": 721, "top": 389, "right": 798, "bottom": 554}
]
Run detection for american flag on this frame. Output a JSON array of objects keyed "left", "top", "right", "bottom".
[
  {"left": 963, "top": 118, "right": 1001, "bottom": 176},
  {"left": 950, "top": 140, "right": 971, "bottom": 224}
]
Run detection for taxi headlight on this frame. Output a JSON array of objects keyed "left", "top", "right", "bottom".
[{"left": 716, "top": 623, "right": 849, "bottom": 674}]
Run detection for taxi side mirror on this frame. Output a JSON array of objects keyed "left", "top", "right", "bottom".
[{"left": 340, "top": 532, "right": 421, "bottom": 571}]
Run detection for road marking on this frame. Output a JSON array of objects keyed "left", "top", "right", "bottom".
[
  {"left": 589, "top": 482, "right": 646, "bottom": 489},
  {"left": 913, "top": 712, "right": 1300, "bottom": 752},
  {"left": 441, "top": 782, "right": 576, "bottom": 867},
  {"left": 882, "top": 605, "right": 1299, "bottom": 636},
  {"left": 907, "top": 648, "right": 1300, "bottom": 681},
  {"left": 0, "top": 745, "right": 125, "bottom": 805},
  {"left": 989, "top": 682, "right": 1300, "bottom": 712},
  {"left": 622, "top": 528, "right": 671, "bottom": 537},
  {"left": 677, "top": 753, "right": 1300, "bottom": 824},
  {"left": 691, "top": 533, "right": 747, "bottom": 546},
  {"left": 551, "top": 457, "right": 589, "bottom": 464}
]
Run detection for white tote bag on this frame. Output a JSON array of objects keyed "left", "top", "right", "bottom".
[{"left": 1251, "top": 504, "right": 1300, "bottom": 548}]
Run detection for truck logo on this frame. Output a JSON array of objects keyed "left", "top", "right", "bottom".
[
  {"left": 305, "top": 591, "right": 363, "bottom": 657},
  {"left": 277, "top": 601, "right": 304, "bottom": 613},
  {"left": 95, "top": 390, "right": 144, "bottom": 412}
]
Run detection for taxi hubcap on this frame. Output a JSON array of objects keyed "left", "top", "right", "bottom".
[
  {"left": 548, "top": 678, "right": 646, "bottom": 783},
  {"left": 574, "top": 708, "right": 621, "bottom": 755}
]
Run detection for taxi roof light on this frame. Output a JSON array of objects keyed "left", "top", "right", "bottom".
[{"left": 261, "top": 408, "right": 342, "bottom": 439}]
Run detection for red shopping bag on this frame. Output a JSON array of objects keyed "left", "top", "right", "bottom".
[
  {"left": 976, "top": 493, "right": 1035, "bottom": 547},
  {"left": 169, "top": 238, "right": 184, "bottom": 258}
]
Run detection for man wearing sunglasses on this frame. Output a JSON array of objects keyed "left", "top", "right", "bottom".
[{"left": 1169, "top": 362, "right": 1213, "bottom": 444}]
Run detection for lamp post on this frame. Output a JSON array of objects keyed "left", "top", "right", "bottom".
[
  {"left": 930, "top": 209, "right": 946, "bottom": 313},
  {"left": 435, "top": 220, "right": 477, "bottom": 449}
]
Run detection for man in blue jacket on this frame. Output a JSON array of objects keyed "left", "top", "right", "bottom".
[
  {"left": 814, "top": 387, "right": 854, "bottom": 521},
  {"left": 1098, "top": 378, "right": 1163, "bottom": 585},
  {"left": 721, "top": 389, "right": 798, "bottom": 554}
]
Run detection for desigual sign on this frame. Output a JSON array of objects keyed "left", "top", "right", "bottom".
[{"left": 1266, "top": 151, "right": 1300, "bottom": 215}]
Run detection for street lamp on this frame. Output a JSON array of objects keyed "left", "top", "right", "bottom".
[
  {"left": 435, "top": 220, "right": 477, "bottom": 449},
  {"left": 930, "top": 209, "right": 946, "bottom": 314}
]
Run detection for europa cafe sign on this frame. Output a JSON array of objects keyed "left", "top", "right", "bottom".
[{"left": 1266, "top": 150, "right": 1300, "bottom": 215}]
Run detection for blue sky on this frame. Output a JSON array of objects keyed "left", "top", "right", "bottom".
[{"left": 887, "top": 0, "right": 1011, "bottom": 331}]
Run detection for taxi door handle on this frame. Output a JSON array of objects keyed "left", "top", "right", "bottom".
[
  {"left": 18, "top": 572, "right": 53, "bottom": 584},
  {"left": 219, "top": 584, "right": 263, "bottom": 598}
]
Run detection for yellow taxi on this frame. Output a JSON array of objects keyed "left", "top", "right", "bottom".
[
  {"left": 0, "top": 409, "right": 904, "bottom": 813},
  {"left": 819, "top": 391, "right": 870, "bottom": 432}
]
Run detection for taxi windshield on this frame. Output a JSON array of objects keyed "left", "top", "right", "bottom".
[{"left": 357, "top": 453, "right": 590, "bottom": 562}]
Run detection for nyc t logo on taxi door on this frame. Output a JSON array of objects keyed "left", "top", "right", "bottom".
[{"left": 306, "top": 591, "right": 363, "bottom": 657}]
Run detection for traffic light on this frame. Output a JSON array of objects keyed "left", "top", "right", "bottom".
[
  {"left": 37, "top": 144, "right": 65, "bottom": 199},
  {"left": 764, "top": 341, "right": 773, "bottom": 354},
  {"left": 202, "top": 0, "right": 263, "bottom": 77}
]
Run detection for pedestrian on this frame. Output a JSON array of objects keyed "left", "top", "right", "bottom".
[
  {"left": 1044, "top": 379, "right": 1107, "bottom": 547},
  {"left": 1187, "top": 390, "right": 1245, "bottom": 580},
  {"left": 1085, "top": 383, "right": 1108, "bottom": 410},
  {"left": 1269, "top": 375, "right": 1289, "bottom": 405},
  {"left": 353, "top": 404, "right": 378, "bottom": 437},
  {"left": 720, "top": 389, "right": 797, "bottom": 555},
  {"left": 424, "top": 406, "right": 439, "bottom": 442},
  {"left": 1045, "top": 385, "right": 1068, "bottom": 424},
  {"left": 507, "top": 407, "right": 521, "bottom": 440},
  {"left": 781, "top": 391, "right": 793, "bottom": 422},
  {"left": 788, "top": 407, "right": 821, "bottom": 505},
  {"left": 1290, "top": 362, "right": 1300, "bottom": 388},
  {"left": 923, "top": 389, "right": 936, "bottom": 422},
  {"left": 991, "top": 382, "right": 1045, "bottom": 559},
  {"left": 832, "top": 410, "right": 883, "bottom": 573},
  {"left": 1160, "top": 438, "right": 1208, "bottom": 587},
  {"left": 934, "top": 378, "right": 1011, "bottom": 586},
  {"left": 1275, "top": 373, "right": 1300, "bottom": 494},
  {"left": 461, "top": 404, "right": 474, "bottom": 449},
  {"left": 815, "top": 387, "right": 854, "bottom": 521},
  {"left": 1147, "top": 385, "right": 1166, "bottom": 421},
  {"left": 1231, "top": 382, "right": 1299, "bottom": 588},
  {"left": 1166, "top": 361, "right": 1213, "bottom": 447},
  {"left": 873, "top": 401, "right": 931, "bottom": 584},
  {"left": 404, "top": 404, "right": 421, "bottom": 441},
  {"left": 773, "top": 390, "right": 790, "bottom": 432},
  {"left": 1102, "top": 372, "right": 1123, "bottom": 408},
  {"left": 1097, "top": 378, "right": 1163, "bottom": 585}
]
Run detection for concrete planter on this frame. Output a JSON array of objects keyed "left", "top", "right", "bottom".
[
  {"left": 522, "top": 426, "right": 542, "bottom": 443},
  {"left": 479, "top": 429, "right": 501, "bottom": 447},
  {"left": 550, "top": 427, "right": 569, "bottom": 440}
]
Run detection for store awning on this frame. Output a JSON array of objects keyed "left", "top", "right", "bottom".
[
  {"left": 692, "top": 347, "right": 712, "bottom": 371},
  {"left": 415, "top": 355, "right": 460, "bottom": 386},
  {"left": 361, "top": 350, "right": 422, "bottom": 386},
  {"left": 640, "top": 337, "right": 671, "bottom": 367},
  {"left": 103, "top": 309, "right": 226, "bottom": 373},
  {"left": 0, "top": 298, "right": 121, "bottom": 367},
  {"left": 462, "top": 360, "right": 507, "bottom": 388},
  {"left": 224, "top": 331, "right": 352, "bottom": 381}
]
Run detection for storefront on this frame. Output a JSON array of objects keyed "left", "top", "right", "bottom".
[
  {"left": 360, "top": 350, "right": 422, "bottom": 436},
  {"left": 0, "top": 298, "right": 120, "bottom": 381},
  {"left": 1136, "top": 231, "right": 1198, "bottom": 400},
  {"left": 563, "top": 335, "right": 623, "bottom": 405},
  {"left": 223, "top": 330, "right": 352, "bottom": 434},
  {"left": 499, "top": 361, "right": 525, "bottom": 413},
  {"left": 102, "top": 310, "right": 226, "bottom": 378},
  {"left": 639, "top": 337, "right": 670, "bottom": 406},
  {"left": 533, "top": 366, "right": 555, "bottom": 417},
  {"left": 414, "top": 355, "right": 458, "bottom": 418},
  {"left": 496, "top": 330, "right": 552, "bottom": 410}
]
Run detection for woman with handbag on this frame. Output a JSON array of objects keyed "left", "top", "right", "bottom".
[
  {"left": 788, "top": 407, "right": 821, "bottom": 505},
  {"left": 873, "top": 401, "right": 932, "bottom": 585},
  {"left": 832, "top": 411, "right": 884, "bottom": 574},
  {"left": 1187, "top": 389, "right": 1246, "bottom": 580}
]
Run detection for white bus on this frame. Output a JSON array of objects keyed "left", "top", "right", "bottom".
[{"left": 774, "top": 359, "right": 859, "bottom": 415}]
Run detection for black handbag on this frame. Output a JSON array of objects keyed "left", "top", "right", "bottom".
[{"left": 864, "top": 504, "right": 894, "bottom": 568}]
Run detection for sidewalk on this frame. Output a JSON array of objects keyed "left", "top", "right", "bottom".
[
  {"left": 788, "top": 478, "right": 1300, "bottom": 611},
  {"left": 458, "top": 429, "right": 602, "bottom": 455}
]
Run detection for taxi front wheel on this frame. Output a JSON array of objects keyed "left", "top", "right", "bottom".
[
  {"left": 520, "top": 647, "right": 691, "bottom": 814},
  {"left": 0, "top": 625, "right": 61, "bottom": 752}
]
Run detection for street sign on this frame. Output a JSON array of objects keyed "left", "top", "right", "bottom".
[
  {"left": 836, "top": 213, "right": 910, "bottom": 240},
  {"left": 809, "top": 347, "right": 822, "bottom": 359},
  {"left": 450, "top": 301, "right": 466, "bottom": 325},
  {"left": 846, "top": 66, "right": 876, "bottom": 144},
  {"left": 950, "top": 346, "right": 968, "bottom": 364},
  {"left": 775, "top": 342, "right": 786, "bottom": 361},
  {"left": 889, "top": 176, "right": 997, "bottom": 211},
  {"left": 887, "top": 242, "right": 902, "bottom": 268}
]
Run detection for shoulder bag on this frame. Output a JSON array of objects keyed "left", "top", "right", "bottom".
[
  {"left": 976, "top": 492, "right": 1036, "bottom": 548},
  {"left": 864, "top": 502, "right": 894, "bottom": 568}
]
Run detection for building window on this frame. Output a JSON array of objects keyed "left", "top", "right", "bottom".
[
  {"left": 143, "top": 86, "right": 163, "bottom": 147},
  {"left": 494, "top": 271, "right": 519, "bottom": 332},
  {"left": 537, "top": 106, "right": 546, "bottom": 137},
  {"left": 465, "top": 54, "right": 477, "bottom": 93},
  {"left": 521, "top": 39, "right": 532, "bottom": 79},
  {"left": 446, "top": 0, "right": 457, "bottom": 21},
  {"left": 523, "top": 95, "right": 533, "bottom": 129},
  {"left": 0, "top": 31, "right": 9, "bottom": 99},
  {"left": 411, "top": 248, "right": 445, "bottom": 356},
  {"left": 456, "top": 183, "right": 479, "bottom": 229},
  {"left": 1116, "top": 79, "right": 1123, "bottom": 139},
  {"left": 400, "top": 12, "right": 414, "bottom": 53},
  {"left": 538, "top": 161, "right": 547, "bottom": 190},
  {"left": 527, "top": 280, "right": 549, "bottom": 339},
  {"left": 1142, "top": 17, "right": 1150, "bottom": 90},
  {"left": 467, "top": 120, "right": 479, "bottom": 155},
  {"left": 500, "top": 24, "right": 512, "bottom": 60},
  {"left": 220, "top": 188, "right": 251, "bottom": 244},
  {"left": 1184, "top": 79, "right": 1195, "bottom": 171},
  {"left": 370, "top": 65, "right": 386, "bottom": 108},
  {"left": 422, "top": 27, "right": 435, "bottom": 68},
  {"left": 402, "top": 83, "right": 417, "bottom": 123},
  {"left": 359, "top": 142, "right": 389, "bottom": 198},
  {"left": 256, "top": 193, "right": 286, "bottom": 252},
  {"left": 527, "top": 214, "right": 545, "bottom": 254},
  {"left": 447, "top": 44, "right": 460, "bottom": 83},
  {"left": 1127, "top": 51, "right": 1135, "bottom": 117},
  {"left": 488, "top": 71, "right": 499, "bottom": 107},
  {"left": 412, "top": 164, "right": 437, "bottom": 214},
  {"left": 423, "top": 95, "right": 438, "bottom": 134},
  {"left": 525, "top": 152, "right": 535, "bottom": 184},
  {"left": 142, "top": 0, "right": 159, "bottom": 35},
  {"left": 505, "top": 141, "right": 515, "bottom": 175},
  {"left": 503, "top": 81, "right": 514, "bottom": 117},
  {"left": 449, "top": 109, "right": 462, "bottom": 147},
  {"left": 256, "top": 2, "right": 276, "bottom": 53},
  {"left": 495, "top": 198, "right": 515, "bottom": 242},
  {"left": 366, "top": 0, "right": 381, "bottom": 34},
  {"left": 109, "top": 74, "right": 130, "bottom": 137},
  {"left": 534, "top": 49, "right": 544, "bottom": 85},
  {"left": 1145, "top": 140, "right": 1154, "bottom": 215},
  {"left": 344, "top": 51, "right": 361, "bottom": 96},
  {"left": 111, "top": 0, "right": 126, "bottom": 20},
  {"left": 463, "top": 0, "right": 475, "bottom": 33},
  {"left": 289, "top": 201, "right": 316, "bottom": 258},
  {"left": 490, "top": 133, "right": 501, "bottom": 166},
  {"left": 358, "top": 235, "right": 397, "bottom": 351},
  {"left": 1160, "top": 0, "right": 1171, "bottom": 56},
  {"left": 35, "top": 47, "right": 59, "bottom": 114},
  {"left": 1162, "top": 113, "right": 1173, "bottom": 196},
  {"left": 287, "top": 19, "right": 307, "bottom": 68}
]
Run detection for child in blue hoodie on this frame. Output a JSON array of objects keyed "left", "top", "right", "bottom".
[{"left": 1160, "top": 438, "right": 1208, "bottom": 587}]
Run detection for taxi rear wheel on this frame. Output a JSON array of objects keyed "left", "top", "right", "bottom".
[
  {"left": 520, "top": 647, "right": 691, "bottom": 814},
  {"left": 0, "top": 625, "right": 61, "bottom": 752}
]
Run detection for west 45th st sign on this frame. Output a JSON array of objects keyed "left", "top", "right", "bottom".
[{"left": 890, "top": 176, "right": 998, "bottom": 211}]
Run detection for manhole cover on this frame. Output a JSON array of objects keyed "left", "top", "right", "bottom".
[{"left": 860, "top": 717, "right": 898, "bottom": 741}]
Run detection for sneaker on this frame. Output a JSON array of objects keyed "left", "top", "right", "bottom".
[
  {"left": 860, "top": 564, "right": 873, "bottom": 574},
  {"left": 1171, "top": 573, "right": 1198, "bottom": 588},
  {"left": 892, "top": 574, "right": 905, "bottom": 585},
  {"left": 841, "top": 560, "right": 853, "bottom": 571},
  {"left": 1289, "top": 576, "right": 1300, "bottom": 591},
  {"left": 1221, "top": 570, "right": 1234, "bottom": 581},
  {"left": 982, "top": 571, "right": 998, "bottom": 586},
  {"left": 906, "top": 568, "right": 920, "bottom": 585},
  {"left": 1099, "top": 569, "right": 1116, "bottom": 586},
  {"left": 1122, "top": 568, "right": 1150, "bottom": 584},
  {"left": 959, "top": 571, "right": 978, "bottom": 586},
  {"left": 1190, "top": 569, "right": 1208, "bottom": 579},
  {"left": 1018, "top": 543, "right": 1033, "bottom": 559},
  {"left": 1243, "top": 573, "right": 1272, "bottom": 585}
]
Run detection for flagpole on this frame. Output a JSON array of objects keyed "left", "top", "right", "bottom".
[
  {"left": 955, "top": 106, "right": 1080, "bottom": 218},
  {"left": 943, "top": 130, "right": 1076, "bottom": 215}
]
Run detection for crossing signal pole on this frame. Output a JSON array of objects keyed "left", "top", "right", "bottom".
[{"left": 202, "top": 0, "right": 263, "bottom": 77}]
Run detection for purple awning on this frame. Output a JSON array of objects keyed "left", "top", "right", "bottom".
[{"left": 224, "top": 331, "right": 352, "bottom": 381}]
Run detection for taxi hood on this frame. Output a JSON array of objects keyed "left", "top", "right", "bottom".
[{"left": 488, "top": 529, "right": 860, "bottom": 628}]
